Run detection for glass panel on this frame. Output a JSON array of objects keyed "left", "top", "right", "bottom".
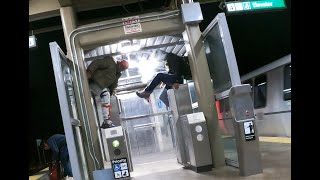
[
  {"left": 204, "top": 24, "right": 232, "bottom": 93},
  {"left": 60, "top": 55, "right": 79, "bottom": 119},
  {"left": 122, "top": 114, "right": 175, "bottom": 165},
  {"left": 219, "top": 98, "right": 230, "bottom": 113},
  {"left": 218, "top": 96, "right": 238, "bottom": 167},
  {"left": 219, "top": 118, "right": 238, "bottom": 167},
  {"left": 119, "top": 91, "right": 175, "bottom": 165},
  {"left": 283, "top": 64, "right": 291, "bottom": 100},
  {"left": 254, "top": 75, "right": 267, "bottom": 108},
  {"left": 187, "top": 82, "right": 199, "bottom": 113},
  {"left": 243, "top": 79, "right": 253, "bottom": 98}
]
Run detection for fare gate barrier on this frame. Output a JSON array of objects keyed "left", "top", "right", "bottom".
[
  {"left": 179, "top": 112, "right": 213, "bottom": 172},
  {"left": 105, "top": 126, "right": 132, "bottom": 179},
  {"left": 228, "top": 85, "right": 262, "bottom": 176}
]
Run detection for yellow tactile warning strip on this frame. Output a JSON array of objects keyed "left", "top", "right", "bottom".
[
  {"left": 222, "top": 135, "right": 291, "bottom": 144},
  {"left": 259, "top": 136, "right": 291, "bottom": 144},
  {"left": 29, "top": 167, "right": 48, "bottom": 180}
]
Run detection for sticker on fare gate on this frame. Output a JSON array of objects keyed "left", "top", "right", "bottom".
[
  {"left": 114, "top": 171, "right": 122, "bottom": 178},
  {"left": 112, "top": 158, "right": 130, "bottom": 179},
  {"left": 120, "top": 163, "right": 128, "bottom": 170},
  {"left": 244, "top": 121, "right": 255, "bottom": 141},
  {"left": 122, "top": 170, "right": 129, "bottom": 177}
]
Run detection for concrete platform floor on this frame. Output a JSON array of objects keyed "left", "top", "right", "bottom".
[
  {"left": 30, "top": 137, "right": 291, "bottom": 180},
  {"left": 131, "top": 141, "right": 291, "bottom": 180}
]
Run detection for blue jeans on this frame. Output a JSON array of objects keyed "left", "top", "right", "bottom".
[
  {"left": 144, "top": 73, "right": 179, "bottom": 93},
  {"left": 60, "top": 147, "right": 73, "bottom": 177}
]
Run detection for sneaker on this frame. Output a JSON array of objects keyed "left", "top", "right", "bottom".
[
  {"left": 100, "top": 120, "right": 115, "bottom": 129},
  {"left": 136, "top": 90, "right": 151, "bottom": 99},
  {"left": 63, "top": 176, "right": 74, "bottom": 180}
]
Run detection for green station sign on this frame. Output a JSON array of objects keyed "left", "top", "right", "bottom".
[{"left": 225, "top": 0, "right": 286, "bottom": 13}]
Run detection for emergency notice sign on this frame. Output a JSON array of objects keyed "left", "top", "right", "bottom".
[{"left": 122, "top": 16, "right": 142, "bottom": 34}]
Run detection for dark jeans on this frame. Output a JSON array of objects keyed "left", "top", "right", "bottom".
[
  {"left": 60, "top": 147, "right": 73, "bottom": 177},
  {"left": 144, "top": 73, "right": 178, "bottom": 93}
]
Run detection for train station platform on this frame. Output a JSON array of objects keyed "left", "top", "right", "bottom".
[{"left": 29, "top": 136, "right": 291, "bottom": 180}]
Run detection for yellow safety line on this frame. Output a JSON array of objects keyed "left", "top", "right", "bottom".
[
  {"left": 259, "top": 136, "right": 291, "bottom": 144},
  {"left": 222, "top": 135, "right": 291, "bottom": 144},
  {"left": 29, "top": 167, "right": 49, "bottom": 180}
]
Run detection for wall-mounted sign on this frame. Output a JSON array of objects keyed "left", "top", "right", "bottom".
[
  {"left": 122, "top": 16, "right": 142, "bottom": 35},
  {"left": 111, "top": 158, "right": 130, "bottom": 179},
  {"left": 29, "top": 35, "right": 37, "bottom": 48},
  {"left": 244, "top": 121, "right": 255, "bottom": 141},
  {"left": 225, "top": 0, "right": 286, "bottom": 13}
]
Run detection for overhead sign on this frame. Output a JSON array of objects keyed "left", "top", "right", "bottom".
[
  {"left": 122, "top": 16, "right": 142, "bottom": 35},
  {"left": 111, "top": 158, "right": 130, "bottom": 179},
  {"left": 29, "top": 35, "right": 37, "bottom": 48},
  {"left": 225, "top": 0, "right": 286, "bottom": 13}
]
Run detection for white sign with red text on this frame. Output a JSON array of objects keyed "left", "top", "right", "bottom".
[{"left": 122, "top": 16, "right": 142, "bottom": 34}]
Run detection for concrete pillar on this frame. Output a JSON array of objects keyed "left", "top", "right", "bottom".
[
  {"left": 61, "top": 6, "right": 105, "bottom": 179},
  {"left": 60, "top": 6, "right": 77, "bottom": 59},
  {"left": 182, "top": 25, "right": 226, "bottom": 167},
  {"left": 74, "top": 43, "right": 105, "bottom": 179}
]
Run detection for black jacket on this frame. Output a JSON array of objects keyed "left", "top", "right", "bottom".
[{"left": 165, "top": 53, "right": 192, "bottom": 83}]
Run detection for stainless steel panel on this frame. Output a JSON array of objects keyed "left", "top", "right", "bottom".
[
  {"left": 229, "top": 85, "right": 255, "bottom": 122},
  {"left": 180, "top": 112, "right": 212, "bottom": 168},
  {"left": 168, "top": 84, "right": 193, "bottom": 165},
  {"left": 110, "top": 96, "right": 121, "bottom": 126},
  {"left": 168, "top": 84, "right": 193, "bottom": 124},
  {"left": 181, "top": 2, "right": 203, "bottom": 24},
  {"left": 228, "top": 85, "right": 262, "bottom": 176}
]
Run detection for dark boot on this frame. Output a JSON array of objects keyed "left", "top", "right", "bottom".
[{"left": 136, "top": 90, "right": 151, "bottom": 99}]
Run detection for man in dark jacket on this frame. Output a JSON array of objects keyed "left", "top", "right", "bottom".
[
  {"left": 86, "top": 56, "right": 129, "bottom": 128},
  {"left": 86, "top": 56, "right": 129, "bottom": 96},
  {"left": 136, "top": 53, "right": 190, "bottom": 100},
  {"left": 40, "top": 134, "right": 73, "bottom": 179}
]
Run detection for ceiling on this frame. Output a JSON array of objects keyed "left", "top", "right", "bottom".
[
  {"left": 83, "top": 33, "right": 187, "bottom": 92},
  {"left": 84, "top": 34, "right": 186, "bottom": 62}
]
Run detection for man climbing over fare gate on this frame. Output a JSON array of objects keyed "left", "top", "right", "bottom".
[{"left": 86, "top": 56, "right": 129, "bottom": 128}]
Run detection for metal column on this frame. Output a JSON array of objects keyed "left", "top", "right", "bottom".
[
  {"left": 73, "top": 41, "right": 105, "bottom": 179},
  {"left": 60, "top": 6, "right": 105, "bottom": 179},
  {"left": 181, "top": 2, "right": 226, "bottom": 167},
  {"left": 60, "top": 6, "right": 77, "bottom": 59}
]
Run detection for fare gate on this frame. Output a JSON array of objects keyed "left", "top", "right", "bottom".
[
  {"left": 50, "top": 1, "right": 263, "bottom": 179},
  {"left": 202, "top": 13, "right": 263, "bottom": 176}
]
